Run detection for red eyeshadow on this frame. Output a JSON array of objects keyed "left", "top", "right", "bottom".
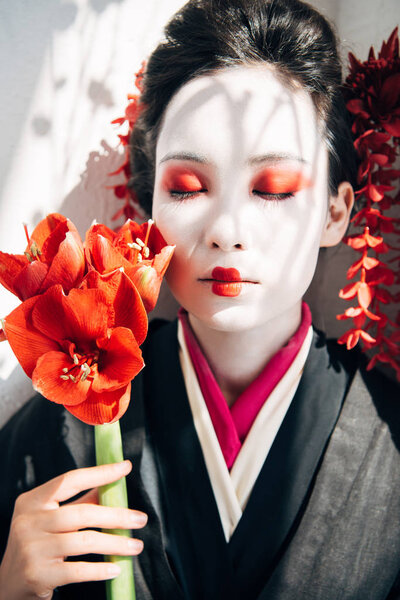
[
  {"left": 162, "top": 167, "right": 205, "bottom": 192},
  {"left": 252, "top": 169, "right": 312, "bottom": 194}
]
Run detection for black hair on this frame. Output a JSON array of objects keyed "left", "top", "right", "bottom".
[{"left": 129, "top": 0, "right": 358, "bottom": 215}]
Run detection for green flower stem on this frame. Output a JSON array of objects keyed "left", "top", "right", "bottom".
[{"left": 94, "top": 422, "right": 136, "bottom": 600}]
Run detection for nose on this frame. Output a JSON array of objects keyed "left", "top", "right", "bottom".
[{"left": 204, "top": 208, "right": 250, "bottom": 252}]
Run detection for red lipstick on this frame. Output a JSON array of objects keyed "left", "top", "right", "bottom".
[{"left": 211, "top": 267, "right": 242, "bottom": 297}]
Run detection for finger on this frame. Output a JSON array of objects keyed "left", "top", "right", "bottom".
[
  {"left": 39, "top": 560, "right": 122, "bottom": 590},
  {"left": 54, "top": 530, "right": 144, "bottom": 557},
  {"left": 26, "top": 461, "right": 132, "bottom": 508},
  {"left": 68, "top": 488, "right": 99, "bottom": 506},
  {"left": 44, "top": 504, "right": 148, "bottom": 533}
]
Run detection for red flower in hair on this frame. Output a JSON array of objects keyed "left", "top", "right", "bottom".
[
  {"left": 108, "top": 62, "right": 147, "bottom": 222},
  {"left": 337, "top": 315, "right": 376, "bottom": 350},
  {"left": 337, "top": 28, "right": 400, "bottom": 380},
  {"left": 346, "top": 28, "right": 400, "bottom": 137}
]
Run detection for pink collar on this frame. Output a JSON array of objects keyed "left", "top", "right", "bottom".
[{"left": 178, "top": 303, "right": 312, "bottom": 470}]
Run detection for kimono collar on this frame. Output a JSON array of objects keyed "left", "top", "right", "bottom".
[{"left": 177, "top": 302, "right": 312, "bottom": 469}]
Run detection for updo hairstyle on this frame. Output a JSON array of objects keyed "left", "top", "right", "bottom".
[{"left": 129, "top": 0, "right": 358, "bottom": 215}]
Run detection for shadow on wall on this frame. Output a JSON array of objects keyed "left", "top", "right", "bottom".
[
  {"left": 89, "top": 0, "right": 124, "bottom": 13},
  {"left": 0, "top": 1, "right": 78, "bottom": 199},
  {"left": 0, "top": 0, "right": 130, "bottom": 215}
]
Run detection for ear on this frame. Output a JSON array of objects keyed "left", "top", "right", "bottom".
[{"left": 320, "top": 181, "right": 354, "bottom": 247}]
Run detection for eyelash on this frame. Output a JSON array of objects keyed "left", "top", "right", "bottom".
[
  {"left": 168, "top": 189, "right": 295, "bottom": 201},
  {"left": 169, "top": 189, "right": 207, "bottom": 200},
  {"left": 252, "top": 190, "right": 295, "bottom": 201}
]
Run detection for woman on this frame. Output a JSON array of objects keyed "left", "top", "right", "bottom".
[{"left": 0, "top": 0, "right": 399, "bottom": 598}]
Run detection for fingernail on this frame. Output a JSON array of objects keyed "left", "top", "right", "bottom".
[
  {"left": 106, "top": 564, "right": 121, "bottom": 578},
  {"left": 133, "top": 512, "right": 148, "bottom": 526},
  {"left": 117, "top": 460, "right": 131, "bottom": 470},
  {"left": 128, "top": 539, "right": 144, "bottom": 553}
]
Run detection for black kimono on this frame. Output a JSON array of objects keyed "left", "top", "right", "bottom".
[{"left": 1, "top": 318, "right": 400, "bottom": 599}]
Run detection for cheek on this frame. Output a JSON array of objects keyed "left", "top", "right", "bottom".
[{"left": 152, "top": 199, "right": 199, "bottom": 282}]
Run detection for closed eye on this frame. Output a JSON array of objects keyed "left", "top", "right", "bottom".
[
  {"left": 252, "top": 190, "right": 295, "bottom": 201},
  {"left": 169, "top": 188, "right": 208, "bottom": 199}
]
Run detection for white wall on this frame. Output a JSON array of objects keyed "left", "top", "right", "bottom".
[{"left": 0, "top": 0, "right": 399, "bottom": 424}]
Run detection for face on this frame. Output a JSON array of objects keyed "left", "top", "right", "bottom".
[{"left": 152, "top": 65, "right": 336, "bottom": 332}]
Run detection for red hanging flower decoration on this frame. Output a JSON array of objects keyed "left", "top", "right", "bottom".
[
  {"left": 337, "top": 28, "right": 400, "bottom": 381},
  {"left": 108, "top": 62, "right": 147, "bottom": 222}
]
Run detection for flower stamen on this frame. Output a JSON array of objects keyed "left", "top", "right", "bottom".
[
  {"left": 80, "top": 363, "right": 91, "bottom": 382},
  {"left": 59, "top": 350, "right": 99, "bottom": 383},
  {"left": 30, "top": 241, "right": 41, "bottom": 259},
  {"left": 144, "top": 219, "right": 154, "bottom": 248},
  {"left": 128, "top": 242, "right": 142, "bottom": 251},
  {"left": 23, "top": 223, "right": 30, "bottom": 245}
]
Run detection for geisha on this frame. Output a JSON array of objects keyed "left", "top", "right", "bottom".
[{"left": 0, "top": 0, "right": 399, "bottom": 599}]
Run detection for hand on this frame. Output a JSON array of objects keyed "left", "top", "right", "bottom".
[{"left": 0, "top": 460, "right": 147, "bottom": 599}]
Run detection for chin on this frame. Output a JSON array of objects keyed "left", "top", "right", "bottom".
[{"left": 189, "top": 301, "right": 263, "bottom": 333}]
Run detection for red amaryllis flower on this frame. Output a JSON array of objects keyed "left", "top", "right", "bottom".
[
  {"left": 0, "top": 213, "right": 85, "bottom": 301},
  {"left": 85, "top": 218, "right": 174, "bottom": 312},
  {"left": 2, "top": 272, "right": 147, "bottom": 425}
]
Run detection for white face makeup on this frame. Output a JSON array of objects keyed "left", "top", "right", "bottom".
[{"left": 152, "top": 65, "right": 332, "bottom": 332}]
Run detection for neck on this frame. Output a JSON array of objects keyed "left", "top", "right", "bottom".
[{"left": 188, "top": 303, "right": 303, "bottom": 407}]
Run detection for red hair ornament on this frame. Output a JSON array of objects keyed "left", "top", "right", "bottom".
[
  {"left": 108, "top": 61, "right": 146, "bottom": 222},
  {"left": 337, "top": 27, "right": 400, "bottom": 381}
]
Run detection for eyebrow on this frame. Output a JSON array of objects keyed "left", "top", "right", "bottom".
[
  {"left": 247, "top": 153, "right": 309, "bottom": 165},
  {"left": 159, "top": 152, "right": 210, "bottom": 165},
  {"left": 159, "top": 151, "right": 309, "bottom": 166}
]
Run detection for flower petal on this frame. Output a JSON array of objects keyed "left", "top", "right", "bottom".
[
  {"left": 93, "top": 327, "right": 144, "bottom": 392},
  {"left": 0, "top": 252, "right": 29, "bottom": 298},
  {"left": 65, "top": 383, "right": 131, "bottom": 425},
  {"left": 338, "top": 329, "right": 360, "bottom": 350},
  {"left": 85, "top": 231, "right": 129, "bottom": 274},
  {"left": 30, "top": 213, "right": 68, "bottom": 251},
  {"left": 42, "top": 231, "right": 85, "bottom": 292},
  {"left": 32, "top": 285, "right": 109, "bottom": 344},
  {"left": 81, "top": 269, "right": 148, "bottom": 344},
  {"left": 128, "top": 264, "right": 161, "bottom": 313},
  {"left": 3, "top": 297, "right": 59, "bottom": 377},
  {"left": 339, "top": 282, "right": 359, "bottom": 300},
  {"left": 346, "top": 257, "right": 363, "bottom": 280},
  {"left": 32, "top": 351, "right": 91, "bottom": 406},
  {"left": 152, "top": 244, "right": 175, "bottom": 279},
  {"left": 86, "top": 223, "right": 117, "bottom": 245},
  {"left": 13, "top": 260, "right": 49, "bottom": 300},
  {"left": 359, "top": 330, "right": 376, "bottom": 344},
  {"left": 357, "top": 282, "right": 373, "bottom": 309}
]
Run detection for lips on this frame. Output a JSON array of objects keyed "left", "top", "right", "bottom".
[
  {"left": 199, "top": 266, "right": 257, "bottom": 297},
  {"left": 211, "top": 267, "right": 242, "bottom": 282},
  {"left": 210, "top": 267, "right": 243, "bottom": 297}
]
